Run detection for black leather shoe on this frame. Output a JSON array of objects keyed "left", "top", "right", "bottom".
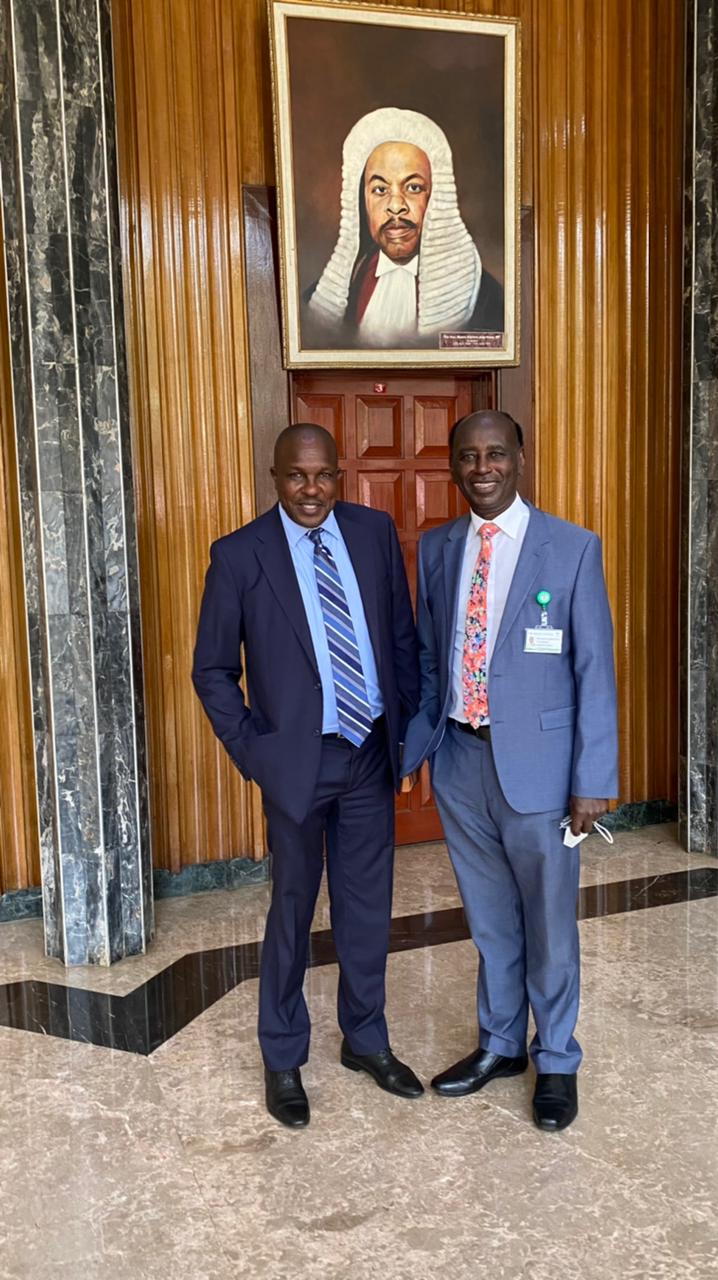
[
  {"left": 532, "top": 1073, "right": 578, "bottom": 1131},
  {"left": 264, "top": 1067, "right": 310, "bottom": 1128},
  {"left": 431, "top": 1047, "right": 529, "bottom": 1097},
  {"left": 340, "top": 1039, "right": 424, "bottom": 1098}
]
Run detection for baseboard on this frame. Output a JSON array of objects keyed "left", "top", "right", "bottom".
[
  {"left": 601, "top": 800, "right": 677, "bottom": 831},
  {"left": 0, "top": 887, "right": 43, "bottom": 923},
  {"left": 153, "top": 856, "right": 270, "bottom": 899}
]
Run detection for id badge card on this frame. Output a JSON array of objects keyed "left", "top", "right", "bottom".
[{"left": 524, "top": 627, "right": 563, "bottom": 654}]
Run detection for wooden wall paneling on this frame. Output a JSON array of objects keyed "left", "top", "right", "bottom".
[
  {"left": 112, "top": 0, "right": 265, "bottom": 870},
  {"left": 532, "top": 0, "right": 683, "bottom": 805},
  {"left": 236, "top": 0, "right": 276, "bottom": 186},
  {"left": 0, "top": 211, "right": 40, "bottom": 894},
  {"left": 243, "top": 187, "right": 291, "bottom": 515},
  {"left": 499, "top": 206, "right": 534, "bottom": 503},
  {"left": 653, "top": 0, "right": 682, "bottom": 805}
]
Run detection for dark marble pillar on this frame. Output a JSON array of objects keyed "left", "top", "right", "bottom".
[
  {"left": 0, "top": 0, "right": 153, "bottom": 961},
  {"left": 681, "top": 0, "right": 718, "bottom": 854}
]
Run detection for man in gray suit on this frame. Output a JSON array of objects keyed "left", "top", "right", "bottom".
[{"left": 403, "top": 410, "right": 618, "bottom": 1130}]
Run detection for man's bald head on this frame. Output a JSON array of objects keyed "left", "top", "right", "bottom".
[
  {"left": 273, "top": 423, "right": 338, "bottom": 469},
  {"left": 449, "top": 411, "right": 524, "bottom": 458},
  {"left": 271, "top": 424, "right": 342, "bottom": 529}
]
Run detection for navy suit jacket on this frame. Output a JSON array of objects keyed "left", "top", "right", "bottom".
[
  {"left": 403, "top": 503, "right": 619, "bottom": 813},
  {"left": 193, "top": 502, "right": 420, "bottom": 824}
]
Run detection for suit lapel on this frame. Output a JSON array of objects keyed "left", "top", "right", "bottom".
[
  {"left": 254, "top": 506, "right": 318, "bottom": 673},
  {"left": 334, "top": 505, "right": 382, "bottom": 661},
  {"left": 443, "top": 516, "right": 470, "bottom": 649},
  {"left": 492, "top": 504, "right": 551, "bottom": 658}
]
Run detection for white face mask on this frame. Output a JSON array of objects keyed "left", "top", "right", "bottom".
[{"left": 560, "top": 815, "right": 614, "bottom": 848}]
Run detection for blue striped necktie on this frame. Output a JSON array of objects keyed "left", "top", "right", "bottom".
[{"left": 308, "top": 528, "right": 373, "bottom": 747}]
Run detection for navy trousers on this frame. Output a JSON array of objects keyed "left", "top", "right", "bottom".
[
  {"left": 258, "top": 718, "right": 395, "bottom": 1071},
  {"left": 432, "top": 722, "right": 582, "bottom": 1074}
]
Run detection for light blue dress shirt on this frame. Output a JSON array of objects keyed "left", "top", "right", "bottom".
[{"left": 279, "top": 505, "right": 384, "bottom": 733}]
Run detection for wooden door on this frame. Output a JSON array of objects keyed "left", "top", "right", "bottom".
[{"left": 291, "top": 371, "right": 495, "bottom": 843}]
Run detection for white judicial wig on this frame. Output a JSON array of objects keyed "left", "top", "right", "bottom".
[{"left": 308, "top": 108, "right": 482, "bottom": 339}]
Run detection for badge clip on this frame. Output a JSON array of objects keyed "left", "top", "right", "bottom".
[{"left": 536, "top": 589, "right": 552, "bottom": 629}]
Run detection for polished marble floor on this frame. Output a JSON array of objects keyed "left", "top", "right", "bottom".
[{"left": 0, "top": 824, "right": 716, "bottom": 1279}]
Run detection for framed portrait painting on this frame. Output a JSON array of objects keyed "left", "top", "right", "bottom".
[{"left": 269, "top": 1, "right": 521, "bottom": 369}]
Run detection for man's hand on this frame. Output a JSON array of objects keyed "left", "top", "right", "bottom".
[
  {"left": 569, "top": 795, "right": 608, "bottom": 836},
  {"left": 400, "top": 771, "right": 419, "bottom": 793}
]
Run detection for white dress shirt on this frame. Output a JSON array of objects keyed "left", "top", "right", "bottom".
[
  {"left": 358, "top": 251, "right": 418, "bottom": 345},
  {"left": 449, "top": 493, "right": 530, "bottom": 723}
]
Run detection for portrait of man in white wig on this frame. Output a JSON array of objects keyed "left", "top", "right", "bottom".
[{"left": 304, "top": 107, "right": 504, "bottom": 350}]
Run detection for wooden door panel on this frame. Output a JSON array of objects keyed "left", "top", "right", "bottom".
[
  {"left": 413, "top": 397, "right": 463, "bottom": 456},
  {"left": 357, "top": 470, "right": 405, "bottom": 524},
  {"left": 356, "top": 397, "right": 403, "bottom": 457},
  {"left": 293, "top": 393, "right": 346, "bottom": 453},
  {"left": 291, "top": 371, "right": 490, "bottom": 844},
  {"left": 415, "top": 471, "right": 464, "bottom": 530}
]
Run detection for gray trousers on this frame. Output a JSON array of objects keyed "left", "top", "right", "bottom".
[{"left": 432, "top": 721, "right": 582, "bottom": 1074}]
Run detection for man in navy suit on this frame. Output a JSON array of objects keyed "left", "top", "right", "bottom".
[
  {"left": 403, "top": 410, "right": 618, "bottom": 1131},
  {"left": 193, "top": 424, "right": 423, "bottom": 1127}
]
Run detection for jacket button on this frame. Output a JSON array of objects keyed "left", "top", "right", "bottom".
[
  {"left": 314, "top": 681, "right": 321, "bottom": 690},
  {"left": 313, "top": 728, "right": 321, "bottom": 736}
]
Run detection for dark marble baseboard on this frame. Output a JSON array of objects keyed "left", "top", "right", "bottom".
[
  {"left": 153, "top": 856, "right": 270, "bottom": 899},
  {"left": 602, "top": 800, "right": 678, "bottom": 831},
  {"left": 0, "top": 888, "right": 43, "bottom": 923},
  {"left": 0, "top": 801, "right": 679, "bottom": 924},
  {"left": 0, "top": 857, "right": 270, "bottom": 922}
]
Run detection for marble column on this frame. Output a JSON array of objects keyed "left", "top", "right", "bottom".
[
  {"left": 681, "top": 0, "right": 718, "bottom": 855},
  {"left": 0, "top": 0, "right": 153, "bottom": 961}
]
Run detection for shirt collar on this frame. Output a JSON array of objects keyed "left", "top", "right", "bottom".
[
  {"left": 278, "top": 503, "right": 340, "bottom": 548},
  {"left": 375, "top": 250, "right": 419, "bottom": 279},
  {"left": 469, "top": 493, "right": 528, "bottom": 539}
]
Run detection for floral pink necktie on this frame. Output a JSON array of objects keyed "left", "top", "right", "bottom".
[{"left": 462, "top": 522, "right": 500, "bottom": 727}]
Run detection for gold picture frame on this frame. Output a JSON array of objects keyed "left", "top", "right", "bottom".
[{"left": 268, "top": 0, "right": 521, "bottom": 370}]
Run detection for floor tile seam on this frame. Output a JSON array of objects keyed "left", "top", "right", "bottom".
[
  {"left": 67, "top": 1100, "right": 239, "bottom": 1280},
  {"left": 574, "top": 983, "right": 718, "bottom": 1053},
  {"left": 590, "top": 996, "right": 718, "bottom": 1045},
  {"left": 147, "top": 1055, "right": 231, "bottom": 1162},
  {"left": 175, "top": 1148, "right": 238, "bottom": 1276},
  {"left": 178, "top": 1147, "right": 281, "bottom": 1264},
  {"left": 578, "top": 991, "right": 718, "bottom": 1035},
  {"left": 463, "top": 1090, "right": 681, "bottom": 1197}
]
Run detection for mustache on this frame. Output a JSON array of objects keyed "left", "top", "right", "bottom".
[{"left": 380, "top": 217, "right": 418, "bottom": 231}]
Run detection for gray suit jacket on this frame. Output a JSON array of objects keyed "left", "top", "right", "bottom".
[{"left": 402, "top": 503, "right": 619, "bottom": 813}]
